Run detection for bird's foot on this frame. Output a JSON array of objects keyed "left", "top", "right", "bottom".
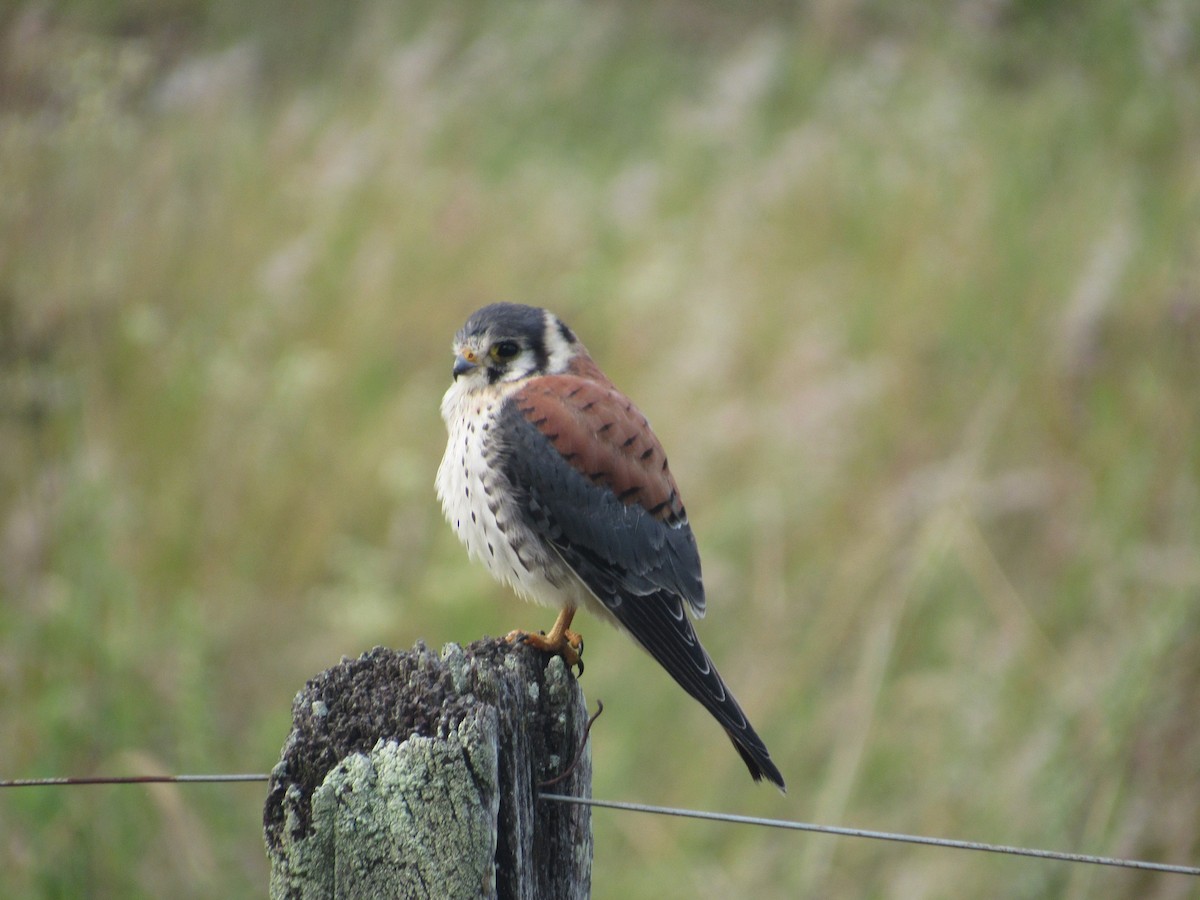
[{"left": 505, "top": 628, "right": 585, "bottom": 676}]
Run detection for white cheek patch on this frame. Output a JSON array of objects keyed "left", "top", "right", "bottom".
[
  {"left": 541, "top": 311, "right": 577, "bottom": 375},
  {"left": 498, "top": 350, "right": 541, "bottom": 383}
]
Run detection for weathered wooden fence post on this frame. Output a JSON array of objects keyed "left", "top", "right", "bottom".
[{"left": 263, "top": 638, "right": 593, "bottom": 899}]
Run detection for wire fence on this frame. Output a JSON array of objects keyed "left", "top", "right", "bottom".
[
  {"left": 2, "top": 773, "right": 1197, "bottom": 878},
  {"left": 538, "top": 794, "right": 1200, "bottom": 877}
]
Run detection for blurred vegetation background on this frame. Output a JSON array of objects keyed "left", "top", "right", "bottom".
[{"left": 1, "top": 0, "right": 1198, "bottom": 897}]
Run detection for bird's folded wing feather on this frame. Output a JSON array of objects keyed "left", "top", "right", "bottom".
[
  {"left": 501, "top": 375, "right": 705, "bottom": 615},
  {"left": 497, "top": 374, "right": 781, "bottom": 785}
]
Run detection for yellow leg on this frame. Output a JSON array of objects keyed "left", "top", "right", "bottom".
[{"left": 506, "top": 607, "right": 584, "bottom": 674}]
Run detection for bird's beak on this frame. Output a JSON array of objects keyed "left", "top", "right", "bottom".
[{"left": 452, "top": 352, "right": 478, "bottom": 379}]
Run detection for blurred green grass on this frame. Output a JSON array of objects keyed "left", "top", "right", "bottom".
[{"left": 2, "top": 1, "right": 1198, "bottom": 897}]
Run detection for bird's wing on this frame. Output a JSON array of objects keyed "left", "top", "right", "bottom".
[
  {"left": 497, "top": 375, "right": 784, "bottom": 788},
  {"left": 502, "top": 374, "right": 704, "bottom": 614}
]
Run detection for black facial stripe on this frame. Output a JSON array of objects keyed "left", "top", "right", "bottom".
[{"left": 529, "top": 329, "right": 549, "bottom": 374}]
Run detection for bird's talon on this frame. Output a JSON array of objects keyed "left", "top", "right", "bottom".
[
  {"left": 504, "top": 625, "right": 585, "bottom": 676},
  {"left": 565, "top": 629, "right": 584, "bottom": 676}
]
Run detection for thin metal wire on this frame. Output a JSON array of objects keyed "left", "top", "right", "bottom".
[
  {"left": 2, "top": 775, "right": 1196, "bottom": 876},
  {"left": 0, "top": 774, "right": 269, "bottom": 787},
  {"left": 538, "top": 794, "right": 1200, "bottom": 877}
]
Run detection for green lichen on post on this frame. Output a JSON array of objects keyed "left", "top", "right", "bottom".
[{"left": 269, "top": 715, "right": 499, "bottom": 899}]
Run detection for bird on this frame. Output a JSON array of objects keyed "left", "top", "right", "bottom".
[{"left": 436, "top": 302, "right": 785, "bottom": 790}]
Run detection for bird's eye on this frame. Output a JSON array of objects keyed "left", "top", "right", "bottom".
[{"left": 490, "top": 340, "right": 521, "bottom": 361}]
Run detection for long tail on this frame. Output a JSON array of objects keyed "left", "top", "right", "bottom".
[{"left": 614, "top": 592, "right": 786, "bottom": 791}]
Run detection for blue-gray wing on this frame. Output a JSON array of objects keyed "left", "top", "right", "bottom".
[{"left": 496, "top": 380, "right": 785, "bottom": 789}]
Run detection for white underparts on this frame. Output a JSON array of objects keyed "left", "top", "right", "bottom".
[{"left": 437, "top": 378, "right": 597, "bottom": 617}]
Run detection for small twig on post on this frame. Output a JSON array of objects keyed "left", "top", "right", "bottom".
[
  {"left": 263, "top": 638, "right": 593, "bottom": 900},
  {"left": 539, "top": 700, "right": 604, "bottom": 790}
]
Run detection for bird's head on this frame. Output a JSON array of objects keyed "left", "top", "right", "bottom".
[{"left": 449, "top": 303, "right": 581, "bottom": 386}]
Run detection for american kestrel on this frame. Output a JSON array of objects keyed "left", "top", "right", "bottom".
[{"left": 436, "top": 302, "right": 785, "bottom": 789}]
